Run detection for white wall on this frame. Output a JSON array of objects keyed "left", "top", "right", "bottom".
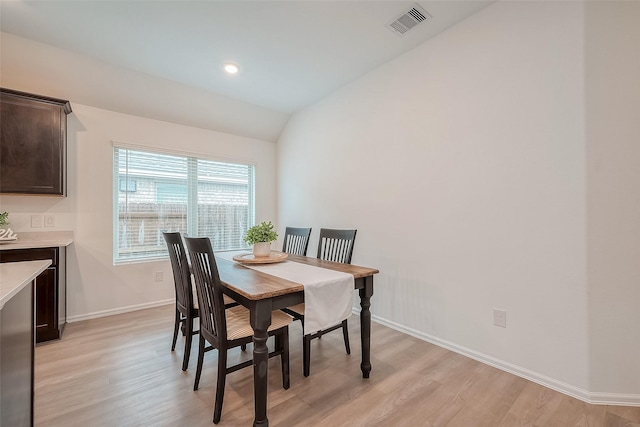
[
  {"left": 585, "top": 2, "right": 640, "bottom": 399},
  {"left": 279, "top": 1, "right": 593, "bottom": 397},
  {"left": 0, "top": 106, "right": 277, "bottom": 320}
]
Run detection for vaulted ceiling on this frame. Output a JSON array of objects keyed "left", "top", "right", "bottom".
[{"left": 1, "top": 1, "right": 492, "bottom": 141}]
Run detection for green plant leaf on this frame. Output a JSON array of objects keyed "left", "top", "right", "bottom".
[
  {"left": 0, "top": 212, "right": 9, "bottom": 227},
  {"left": 243, "top": 221, "right": 278, "bottom": 244}
]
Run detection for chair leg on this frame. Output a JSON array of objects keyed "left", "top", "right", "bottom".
[
  {"left": 279, "top": 329, "right": 290, "bottom": 389},
  {"left": 171, "top": 309, "right": 180, "bottom": 351},
  {"left": 303, "top": 334, "right": 311, "bottom": 377},
  {"left": 213, "top": 349, "right": 227, "bottom": 424},
  {"left": 194, "top": 335, "right": 205, "bottom": 391},
  {"left": 182, "top": 315, "right": 193, "bottom": 371},
  {"left": 342, "top": 319, "right": 351, "bottom": 355}
]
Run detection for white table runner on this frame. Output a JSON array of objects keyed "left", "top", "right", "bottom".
[{"left": 217, "top": 251, "right": 354, "bottom": 335}]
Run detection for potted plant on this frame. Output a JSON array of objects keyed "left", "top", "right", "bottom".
[{"left": 244, "top": 221, "right": 278, "bottom": 257}]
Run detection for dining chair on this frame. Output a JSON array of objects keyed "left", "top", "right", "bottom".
[
  {"left": 184, "top": 236, "right": 292, "bottom": 424},
  {"left": 284, "top": 228, "right": 357, "bottom": 377},
  {"left": 281, "top": 227, "right": 312, "bottom": 256},
  {"left": 163, "top": 231, "right": 200, "bottom": 371},
  {"left": 164, "top": 232, "right": 243, "bottom": 371},
  {"left": 279, "top": 227, "right": 310, "bottom": 323}
]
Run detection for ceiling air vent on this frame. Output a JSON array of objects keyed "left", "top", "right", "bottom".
[{"left": 387, "top": 3, "right": 432, "bottom": 36}]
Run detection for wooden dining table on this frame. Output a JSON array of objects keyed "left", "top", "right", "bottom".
[{"left": 214, "top": 253, "right": 379, "bottom": 427}]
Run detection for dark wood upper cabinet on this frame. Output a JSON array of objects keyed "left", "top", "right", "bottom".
[{"left": 0, "top": 88, "right": 72, "bottom": 196}]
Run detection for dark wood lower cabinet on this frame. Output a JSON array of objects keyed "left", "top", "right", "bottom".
[{"left": 0, "top": 247, "right": 66, "bottom": 343}]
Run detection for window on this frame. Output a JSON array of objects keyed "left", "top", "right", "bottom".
[
  {"left": 119, "top": 178, "right": 137, "bottom": 192},
  {"left": 113, "top": 146, "right": 255, "bottom": 263}
]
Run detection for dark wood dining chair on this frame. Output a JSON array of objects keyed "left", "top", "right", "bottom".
[
  {"left": 283, "top": 228, "right": 357, "bottom": 377},
  {"left": 281, "top": 227, "right": 312, "bottom": 256},
  {"left": 279, "top": 226, "right": 312, "bottom": 334},
  {"left": 164, "top": 232, "right": 243, "bottom": 371},
  {"left": 164, "top": 232, "right": 199, "bottom": 371},
  {"left": 184, "top": 236, "right": 292, "bottom": 424}
]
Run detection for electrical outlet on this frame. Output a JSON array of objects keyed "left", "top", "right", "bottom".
[
  {"left": 493, "top": 309, "right": 507, "bottom": 328},
  {"left": 44, "top": 214, "right": 56, "bottom": 227},
  {"left": 31, "top": 215, "right": 43, "bottom": 228},
  {"left": 155, "top": 272, "right": 163, "bottom": 282}
]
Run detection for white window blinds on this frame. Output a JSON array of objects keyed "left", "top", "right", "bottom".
[{"left": 113, "top": 146, "right": 255, "bottom": 263}]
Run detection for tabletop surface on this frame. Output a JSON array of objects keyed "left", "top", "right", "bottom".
[{"left": 215, "top": 254, "right": 379, "bottom": 301}]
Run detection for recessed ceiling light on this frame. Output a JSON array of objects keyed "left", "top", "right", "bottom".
[{"left": 224, "top": 62, "right": 239, "bottom": 75}]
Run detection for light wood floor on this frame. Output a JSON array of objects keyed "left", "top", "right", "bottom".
[{"left": 35, "top": 305, "right": 640, "bottom": 427}]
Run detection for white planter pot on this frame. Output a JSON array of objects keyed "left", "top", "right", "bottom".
[{"left": 253, "top": 242, "right": 271, "bottom": 257}]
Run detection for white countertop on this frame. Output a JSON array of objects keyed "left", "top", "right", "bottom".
[
  {"left": 0, "top": 260, "right": 51, "bottom": 309},
  {"left": 0, "top": 231, "right": 73, "bottom": 250}
]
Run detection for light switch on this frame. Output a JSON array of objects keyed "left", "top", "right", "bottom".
[
  {"left": 44, "top": 214, "right": 56, "bottom": 227},
  {"left": 31, "top": 215, "right": 43, "bottom": 228}
]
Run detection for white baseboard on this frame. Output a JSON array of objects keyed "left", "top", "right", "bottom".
[
  {"left": 589, "top": 392, "right": 640, "bottom": 406},
  {"left": 67, "top": 299, "right": 173, "bottom": 323},
  {"left": 352, "top": 308, "right": 640, "bottom": 407}
]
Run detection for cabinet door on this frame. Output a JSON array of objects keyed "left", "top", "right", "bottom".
[
  {"left": 0, "top": 248, "right": 61, "bottom": 343},
  {"left": 0, "top": 89, "right": 69, "bottom": 195},
  {"left": 34, "top": 267, "right": 58, "bottom": 342}
]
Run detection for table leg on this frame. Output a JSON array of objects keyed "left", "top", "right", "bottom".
[
  {"left": 359, "top": 275, "right": 374, "bottom": 379},
  {"left": 251, "top": 300, "right": 273, "bottom": 427}
]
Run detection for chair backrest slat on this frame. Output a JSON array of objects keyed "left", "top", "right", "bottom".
[
  {"left": 163, "top": 232, "right": 194, "bottom": 312},
  {"left": 185, "top": 237, "right": 227, "bottom": 342},
  {"left": 282, "top": 227, "right": 312, "bottom": 256},
  {"left": 316, "top": 228, "right": 357, "bottom": 264}
]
